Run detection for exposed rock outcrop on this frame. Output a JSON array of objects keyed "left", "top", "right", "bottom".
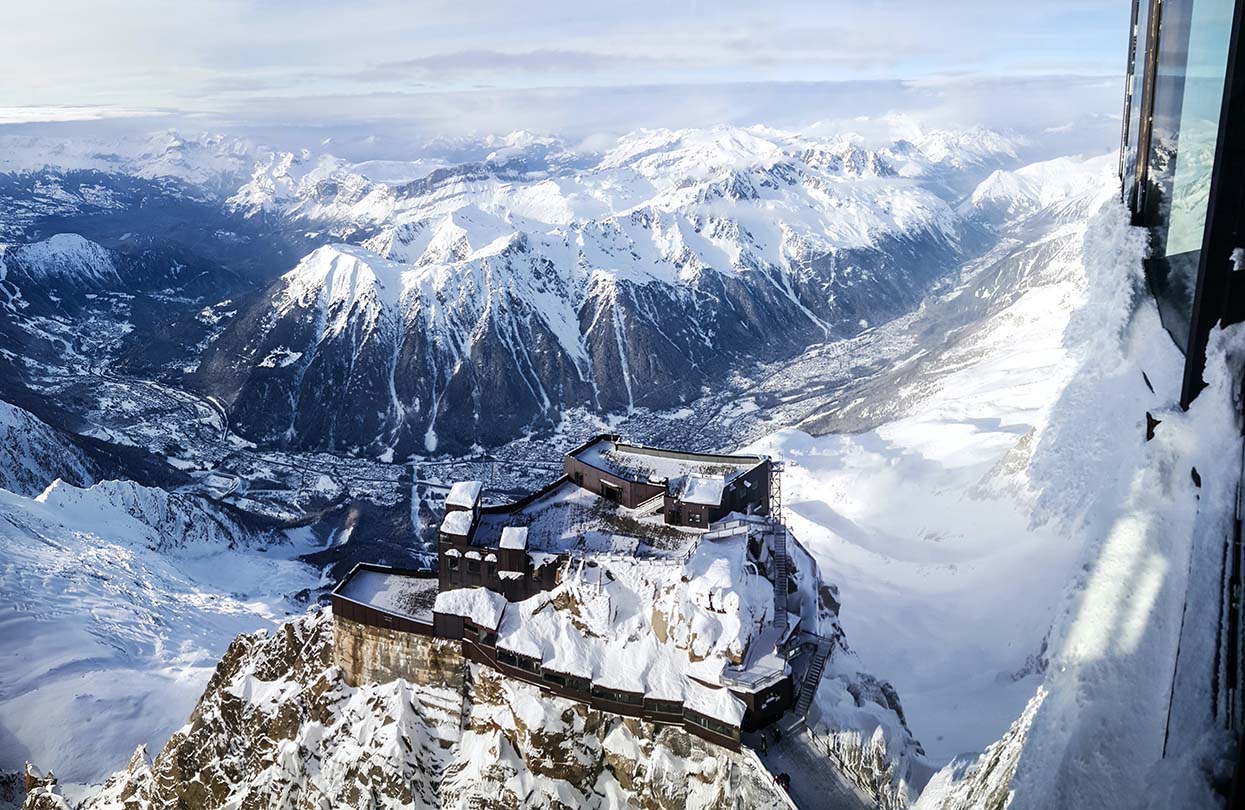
[{"left": 68, "top": 608, "right": 793, "bottom": 810}]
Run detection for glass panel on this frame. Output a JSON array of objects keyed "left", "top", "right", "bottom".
[
  {"left": 1122, "top": 0, "right": 1151, "bottom": 206},
  {"left": 1166, "top": 0, "right": 1234, "bottom": 254},
  {"left": 1143, "top": 0, "right": 1233, "bottom": 350}
]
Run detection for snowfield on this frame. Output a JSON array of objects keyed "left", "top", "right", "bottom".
[
  {"left": 746, "top": 158, "right": 1135, "bottom": 763},
  {"left": 0, "top": 477, "right": 322, "bottom": 785}
]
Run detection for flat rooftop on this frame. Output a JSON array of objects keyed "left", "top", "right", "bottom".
[
  {"left": 471, "top": 479, "right": 702, "bottom": 555},
  {"left": 572, "top": 437, "right": 763, "bottom": 487},
  {"left": 337, "top": 568, "right": 439, "bottom": 623}
]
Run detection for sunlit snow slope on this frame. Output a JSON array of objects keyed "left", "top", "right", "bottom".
[
  {"left": 0, "top": 477, "right": 321, "bottom": 784},
  {"left": 747, "top": 154, "right": 1178, "bottom": 763}
]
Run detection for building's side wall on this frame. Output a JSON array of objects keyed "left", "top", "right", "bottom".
[
  {"left": 333, "top": 614, "right": 465, "bottom": 690},
  {"left": 439, "top": 538, "right": 561, "bottom": 601},
  {"left": 726, "top": 460, "right": 771, "bottom": 516},
  {"left": 663, "top": 495, "right": 715, "bottom": 527},
  {"left": 438, "top": 537, "right": 498, "bottom": 591},
  {"left": 738, "top": 677, "right": 794, "bottom": 731},
  {"left": 664, "top": 461, "right": 771, "bottom": 526},
  {"left": 564, "top": 454, "right": 666, "bottom": 507}
]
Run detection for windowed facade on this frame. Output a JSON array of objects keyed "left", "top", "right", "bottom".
[{"left": 1121, "top": 0, "right": 1245, "bottom": 405}]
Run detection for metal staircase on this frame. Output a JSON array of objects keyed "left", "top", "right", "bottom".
[
  {"left": 770, "top": 524, "right": 789, "bottom": 633},
  {"left": 794, "top": 638, "right": 832, "bottom": 718}
]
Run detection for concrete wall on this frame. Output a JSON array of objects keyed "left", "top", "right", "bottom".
[{"left": 333, "top": 614, "right": 465, "bottom": 691}]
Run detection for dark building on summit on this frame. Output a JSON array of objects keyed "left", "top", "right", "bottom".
[
  {"left": 331, "top": 436, "right": 800, "bottom": 750},
  {"left": 435, "top": 435, "right": 776, "bottom": 598}
]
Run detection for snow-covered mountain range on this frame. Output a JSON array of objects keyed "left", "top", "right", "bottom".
[{"left": 2, "top": 125, "right": 1027, "bottom": 457}]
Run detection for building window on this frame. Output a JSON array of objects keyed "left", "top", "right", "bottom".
[
  {"left": 686, "top": 712, "right": 738, "bottom": 738},
  {"left": 1122, "top": 0, "right": 1153, "bottom": 208},
  {"left": 690, "top": 512, "right": 702, "bottom": 525},
  {"left": 593, "top": 686, "right": 643, "bottom": 705},
  {"left": 1142, "top": 0, "right": 1235, "bottom": 350},
  {"left": 447, "top": 556, "right": 459, "bottom": 571},
  {"left": 467, "top": 559, "right": 480, "bottom": 574}
]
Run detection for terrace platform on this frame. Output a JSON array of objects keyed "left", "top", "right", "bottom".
[
  {"left": 470, "top": 479, "right": 701, "bottom": 555},
  {"left": 336, "top": 566, "right": 439, "bottom": 625},
  {"left": 572, "top": 436, "right": 762, "bottom": 487}
]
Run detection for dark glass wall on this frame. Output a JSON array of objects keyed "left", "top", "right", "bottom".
[
  {"left": 1140, "top": 0, "right": 1235, "bottom": 352},
  {"left": 1122, "top": 0, "right": 1153, "bottom": 209}
]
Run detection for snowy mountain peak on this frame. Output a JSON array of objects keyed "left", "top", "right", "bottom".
[
  {"left": 962, "top": 152, "right": 1116, "bottom": 224},
  {"left": 601, "top": 126, "right": 789, "bottom": 180},
  {"left": 274, "top": 243, "right": 416, "bottom": 349},
  {"left": 11, "top": 233, "right": 117, "bottom": 283}
]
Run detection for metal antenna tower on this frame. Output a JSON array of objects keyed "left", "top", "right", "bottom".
[{"left": 768, "top": 459, "right": 784, "bottom": 524}]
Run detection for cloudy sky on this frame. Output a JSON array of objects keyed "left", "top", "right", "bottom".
[{"left": 0, "top": 1, "right": 1131, "bottom": 148}]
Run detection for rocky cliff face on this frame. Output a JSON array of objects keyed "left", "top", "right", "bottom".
[
  {"left": 0, "top": 400, "right": 95, "bottom": 497},
  {"left": 68, "top": 608, "right": 792, "bottom": 810},
  {"left": 911, "top": 690, "right": 1046, "bottom": 810}
]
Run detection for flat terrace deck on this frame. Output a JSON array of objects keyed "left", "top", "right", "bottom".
[
  {"left": 336, "top": 568, "right": 439, "bottom": 624},
  {"left": 574, "top": 438, "right": 762, "bottom": 485},
  {"left": 470, "top": 480, "right": 701, "bottom": 554}
]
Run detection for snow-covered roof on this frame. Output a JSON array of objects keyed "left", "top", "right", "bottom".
[
  {"left": 446, "top": 480, "right": 483, "bottom": 509},
  {"left": 441, "top": 510, "right": 475, "bottom": 537},
  {"left": 499, "top": 526, "right": 529, "bottom": 550},
  {"left": 470, "top": 480, "right": 701, "bottom": 553},
  {"left": 434, "top": 587, "right": 507, "bottom": 630},
  {"left": 337, "top": 569, "right": 438, "bottom": 623},
  {"left": 485, "top": 524, "right": 778, "bottom": 726},
  {"left": 684, "top": 680, "right": 747, "bottom": 725},
  {"left": 679, "top": 474, "right": 726, "bottom": 506}
]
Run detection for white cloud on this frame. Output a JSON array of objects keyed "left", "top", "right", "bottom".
[{"left": 0, "top": 0, "right": 1128, "bottom": 115}]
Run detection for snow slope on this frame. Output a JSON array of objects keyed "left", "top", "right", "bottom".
[
  {"left": 0, "top": 480, "right": 321, "bottom": 784},
  {"left": 742, "top": 144, "right": 1240, "bottom": 808},
  {"left": 910, "top": 202, "right": 1242, "bottom": 810},
  {"left": 744, "top": 156, "right": 1164, "bottom": 764},
  {"left": 0, "top": 400, "right": 94, "bottom": 496}
]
